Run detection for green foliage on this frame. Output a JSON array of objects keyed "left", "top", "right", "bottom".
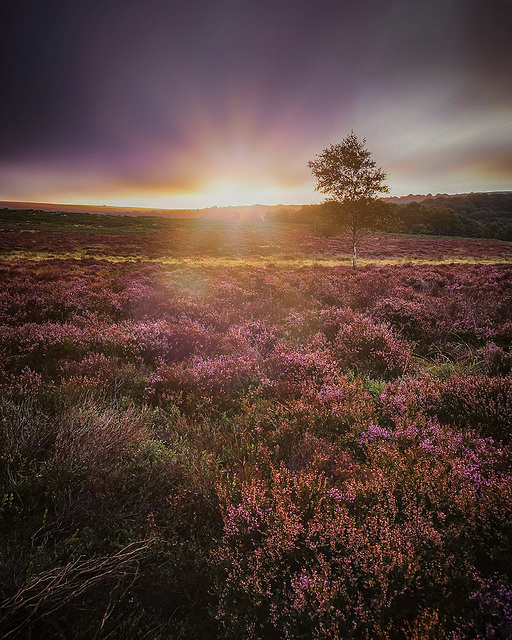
[
  {"left": 396, "top": 194, "right": 512, "bottom": 240},
  {"left": 308, "top": 132, "right": 389, "bottom": 203},
  {"left": 314, "top": 198, "right": 399, "bottom": 238}
]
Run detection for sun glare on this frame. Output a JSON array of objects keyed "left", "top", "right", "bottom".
[
  {"left": 190, "top": 179, "right": 293, "bottom": 208},
  {"left": 92, "top": 179, "right": 321, "bottom": 210}
]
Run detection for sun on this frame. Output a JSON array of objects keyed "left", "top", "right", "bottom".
[
  {"left": 191, "top": 179, "right": 287, "bottom": 208},
  {"left": 92, "top": 179, "right": 320, "bottom": 210}
]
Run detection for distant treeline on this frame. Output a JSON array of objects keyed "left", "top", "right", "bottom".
[
  {"left": 405, "top": 192, "right": 512, "bottom": 239},
  {"left": 3, "top": 192, "right": 512, "bottom": 241},
  {"left": 267, "top": 192, "right": 512, "bottom": 240}
]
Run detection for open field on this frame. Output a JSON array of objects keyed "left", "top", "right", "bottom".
[
  {"left": 2, "top": 211, "right": 512, "bottom": 263},
  {"left": 1, "top": 215, "right": 511, "bottom": 638}
]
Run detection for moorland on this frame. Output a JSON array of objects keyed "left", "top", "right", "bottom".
[{"left": 1, "top": 208, "right": 511, "bottom": 638}]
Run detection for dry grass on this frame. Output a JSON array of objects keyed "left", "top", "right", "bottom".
[{"left": 1, "top": 250, "right": 512, "bottom": 266}]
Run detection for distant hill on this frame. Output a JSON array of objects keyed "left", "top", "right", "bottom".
[
  {"left": 0, "top": 201, "right": 302, "bottom": 222},
  {"left": 284, "top": 193, "right": 512, "bottom": 241},
  {"left": 415, "top": 192, "right": 512, "bottom": 224},
  {"left": 384, "top": 194, "right": 442, "bottom": 204},
  {"left": 390, "top": 192, "right": 512, "bottom": 240},
  {"left": 385, "top": 192, "right": 512, "bottom": 222},
  {"left": 2, "top": 193, "right": 511, "bottom": 240}
]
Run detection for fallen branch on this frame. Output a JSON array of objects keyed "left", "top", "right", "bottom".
[{"left": 0, "top": 539, "right": 153, "bottom": 638}]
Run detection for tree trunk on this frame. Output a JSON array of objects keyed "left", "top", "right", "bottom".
[{"left": 351, "top": 216, "right": 357, "bottom": 270}]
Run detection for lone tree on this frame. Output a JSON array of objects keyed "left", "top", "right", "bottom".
[{"left": 308, "top": 132, "right": 397, "bottom": 269}]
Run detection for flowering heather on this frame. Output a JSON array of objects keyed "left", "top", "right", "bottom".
[{"left": 0, "top": 229, "right": 511, "bottom": 638}]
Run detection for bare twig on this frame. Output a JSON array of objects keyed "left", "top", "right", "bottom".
[{"left": 0, "top": 540, "right": 153, "bottom": 638}]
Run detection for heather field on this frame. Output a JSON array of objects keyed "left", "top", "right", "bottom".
[
  {"left": 2, "top": 212, "right": 512, "bottom": 264},
  {"left": 1, "top": 216, "right": 512, "bottom": 639}
]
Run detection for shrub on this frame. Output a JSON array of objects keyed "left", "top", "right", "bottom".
[{"left": 332, "top": 313, "right": 412, "bottom": 379}]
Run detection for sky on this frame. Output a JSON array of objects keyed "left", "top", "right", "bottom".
[{"left": 1, "top": 0, "right": 511, "bottom": 209}]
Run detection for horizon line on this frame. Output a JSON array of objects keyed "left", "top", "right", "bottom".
[{"left": 2, "top": 190, "right": 511, "bottom": 213}]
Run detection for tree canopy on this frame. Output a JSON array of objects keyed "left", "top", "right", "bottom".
[{"left": 308, "top": 131, "right": 389, "bottom": 203}]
